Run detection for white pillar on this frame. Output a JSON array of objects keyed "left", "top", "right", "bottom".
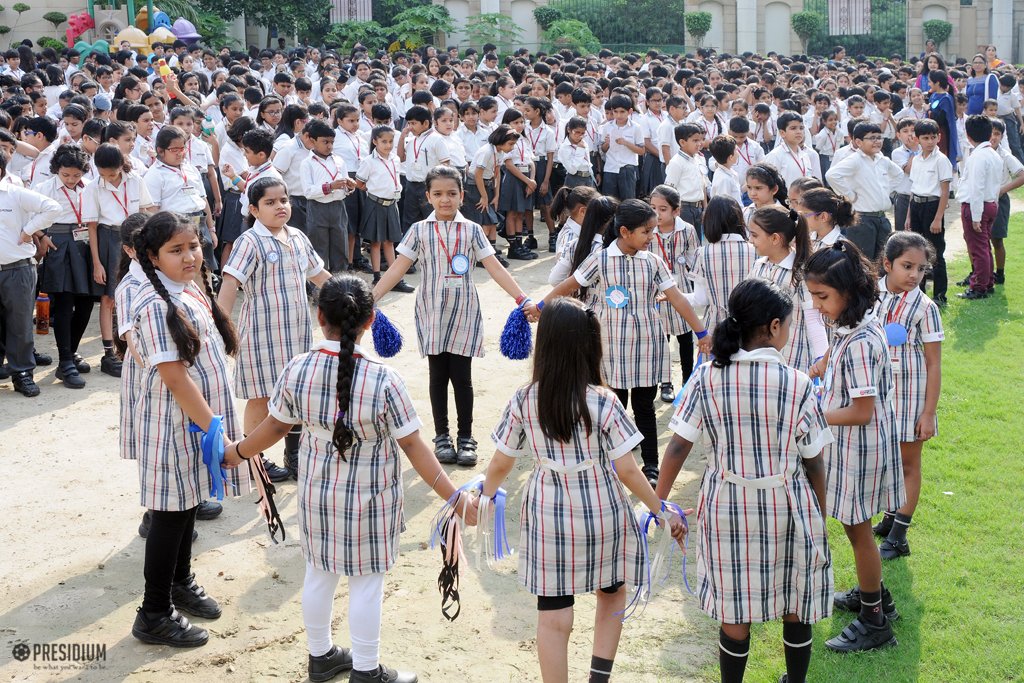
[
  {"left": 481, "top": 0, "right": 500, "bottom": 14},
  {"left": 231, "top": 14, "right": 247, "bottom": 48},
  {"left": 735, "top": 0, "right": 757, "bottom": 54},
  {"left": 991, "top": 0, "right": 1013, "bottom": 62}
]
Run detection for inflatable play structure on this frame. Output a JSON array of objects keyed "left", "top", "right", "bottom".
[{"left": 66, "top": 1, "right": 203, "bottom": 55}]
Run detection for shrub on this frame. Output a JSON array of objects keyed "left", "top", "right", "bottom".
[
  {"left": 683, "top": 11, "right": 711, "bottom": 48},
  {"left": 533, "top": 6, "right": 563, "bottom": 31},
  {"left": 544, "top": 18, "right": 600, "bottom": 55},
  {"left": 791, "top": 11, "right": 823, "bottom": 54},
  {"left": 923, "top": 19, "right": 953, "bottom": 47}
]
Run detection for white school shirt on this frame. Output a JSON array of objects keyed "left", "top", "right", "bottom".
[
  {"left": 35, "top": 177, "right": 90, "bottom": 225},
  {"left": 0, "top": 182, "right": 61, "bottom": 264},
  {"left": 554, "top": 216, "right": 582, "bottom": 255},
  {"left": 733, "top": 139, "right": 765, "bottom": 181},
  {"left": 998, "top": 143, "right": 1024, "bottom": 183},
  {"left": 301, "top": 153, "right": 349, "bottom": 203},
  {"left": 439, "top": 132, "right": 467, "bottom": 168},
  {"left": 601, "top": 120, "right": 643, "bottom": 173},
  {"left": 219, "top": 140, "right": 246, "bottom": 192},
  {"left": 868, "top": 110, "right": 896, "bottom": 140},
  {"left": 132, "top": 134, "right": 156, "bottom": 169},
  {"left": 958, "top": 142, "right": 1002, "bottom": 218},
  {"left": 272, "top": 135, "right": 311, "bottom": 196},
  {"left": 471, "top": 144, "right": 500, "bottom": 181},
  {"left": 996, "top": 89, "right": 1020, "bottom": 116},
  {"left": 24, "top": 144, "right": 57, "bottom": 189},
  {"left": 357, "top": 150, "right": 403, "bottom": 199},
  {"left": 239, "top": 161, "right": 283, "bottom": 215},
  {"left": 764, "top": 144, "right": 821, "bottom": 190},
  {"left": 82, "top": 172, "right": 154, "bottom": 226},
  {"left": 642, "top": 110, "right": 666, "bottom": 146},
  {"left": 710, "top": 165, "right": 743, "bottom": 205},
  {"left": 524, "top": 122, "right": 557, "bottom": 164},
  {"left": 333, "top": 128, "right": 368, "bottom": 174},
  {"left": 495, "top": 95, "right": 514, "bottom": 119},
  {"left": 894, "top": 105, "right": 929, "bottom": 122},
  {"left": 831, "top": 142, "right": 855, "bottom": 167},
  {"left": 657, "top": 116, "right": 685, "bottom": 159},
  {"left": 144, "top": 161, "right": 207, "bottom": 214},
  {"left": 825, "top": 149, "right": 904, "bottom": 212},
  {"left": 402, "top": 130, "right": 449, "bottom": 182},
  {"left": 813, "top": 128, "right": 841, "bottom": 158},
  {"left": 664, "top": 151, "right": 708, "bottom": 202},
  {"left": 457, "top": 125, "right": 490, "bottom": 162},
  {"left": 186, "top": 135, "right": 213, "bottom": 172},
  {"left": 908, "top": 148, "right": 953, "bottom": 197},
  {"left": 889, "top": 145, "right": 916, "bottom": 195}
]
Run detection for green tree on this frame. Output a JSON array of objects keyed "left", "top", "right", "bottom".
[
  {"left": 42, "top": 11, "right": 66, "bottom": 37},
  {"left": 463, "top": 13, "right": 523, "bottom": 53},
  {"left": 791, "top": 11, "right": 823, "bottom": 54},
  {"left": 550, "top": 0, "right": 685, "bottom": 50},
  {"left": 683, "top": 11, "right": 711, "bottom": 48},
  {"left": 196, "top": 0, "right": 332, "bottom": 47},
  {"left": 543, "top": 18, "right": 600, "bottom": 55},
  {"left": 533, "top": 6, "right": 563, "bottom": 31},
  {"left": 923, "top": 19, "right": 952, "bottom": 49},
  {"left": 390, "top": 5, "right": 453, "bottom": 49},
  {"left": 324, "top": 20, "right": 390, "bottom": 52}
]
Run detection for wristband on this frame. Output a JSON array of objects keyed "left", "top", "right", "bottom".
[
  {"left": 515, "top": 294, "right": 527, "bottom": 306},
  {"left": 695, "top": 329, "right": 708, "bottom": 340},
  {"left": 536, "top": 300, "right": 544, "bottom": 311},
  {"left": 322, "top": 182, "right": 331, "bottom": 196}
]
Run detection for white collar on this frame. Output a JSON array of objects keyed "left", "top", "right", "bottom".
[
  {"left": 833, "top": 307, "right": 879, "bottom": 335},
  {"left": 720, "top": 233, "right": 747, "bottom": 242},
  {"left": 673, "top": 217, "right": 694, "bottom": 233},
  {"left": 730, "top": 347, "right": 786, "bottom": 364},
  {"left": 606, "top": 239, "right": 648, "bottom": 258},
  {"left": 974, "top": 141, "right": 993, "bottom": 152},
  {"left": 98, "top": 174, "right": 130, "bottom": 191},
  {"left": 816, "top": 226, "right": 842, "bottom": 245},
  {"left": 129, "top": 260, "right": 146, "bottom": 280},
  {"left": 425, "top": 210, "right": 469, "bottom": 223},
  {"left": 563, "top": 217, "right": 581, "bottom": 233},
  {"left": 155, "top": 266, "right": 186, "bottom": 294},
  {"left": 878, "top": 276, "right": 918, "bottom": 296},
  {"left": 311, "top": 339, "right": 370, "bottom": 356},
  {"left": 761, "top": 251, "right": 795, "bottom": 269}
]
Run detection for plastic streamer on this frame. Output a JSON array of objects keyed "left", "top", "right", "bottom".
[
  {"left": 673, "top": 353, "right": 708, "bottom": 407},
  {"left": 811, "top": 355, "right": 824, "bottom": 402},
  {"left": 499, "top": 306, "right": 533, "bottom": 360},
  {"left": 248, "top": 454, "right": 286, "bottom": 543},
  {"left": 188, "top": 416, "right": 229, "bottom": 501},
  {"left": 429, "top": 483, "right": 476, "bottom": 622},
  {"left": 371, "top": 308, "right": 403, "bottom": 358},
  {"left": 620, "top": 501, "right": 694, "bottom": 623},
  {"left": 474, "top": 480, "right": 514, "bottom": 569}
]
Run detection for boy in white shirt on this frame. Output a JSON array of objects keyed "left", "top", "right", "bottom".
[
  {"left": 890, "top": 119, "right": 919, "bottom": 243},
  {"left": 988, "top": 118, "right": 1024, "bottom": 288},
  {"left": 956, "top": 115, "right": 1004, "bottom": 299},
  {"left": 658, "top": 96, "right": 689, "bottom": 164},
  {"left": 556, "top": 117, "right": 596, "bottom": 188},
  {"left": 906, "top": 119, "right": 953, "bottom": 304},
  {"left": 764, "top": 112, "right": 821, "bottom": 191},
  {"left": 396, "top": 105, "right": 450, "bottom": 234},
  {"left": 599, "top": 94, "right": 644, "bottom": 200},
  {"left": 300, "top": 120, "right": 352, "bottom": 273},
  {"left": 708, "top": 135, "right": 742, "bottom": 205},
  {"left": 727, "top": 116, "right": 764, "bottom": 194},
  {"left": 664, "top": 122, "right": 708, "bottom": 237}
]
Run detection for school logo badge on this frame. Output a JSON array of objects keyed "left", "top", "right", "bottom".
[{"left": 605, "top": 285, "right": 630, "bottom": 309}]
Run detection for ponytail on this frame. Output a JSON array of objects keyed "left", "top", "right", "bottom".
[{"left": 711, "top": 278, "right": 793, "bottom": 368}]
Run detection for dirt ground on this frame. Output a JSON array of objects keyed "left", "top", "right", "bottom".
[{"left": 0, "top": 207, "right": 968, "bottom": 683}]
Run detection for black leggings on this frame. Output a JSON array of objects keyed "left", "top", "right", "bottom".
[
  {"left": 674, "top": 332, "right": 694, "bottom": 384},
  {"left": 537, "top": 582, "right": 624, "bottom": 610},
  {"left": 142, "top": 507, "right": 198, "bottom": 615},
  {"left": 427, "top": 353, "right": 474, "bottom": 438},
  {"left": 612, "top": 386, "right": 658, "bottom": 470},
  {"left": 50, "top": 293, "right": 94, "bottom": 363}
]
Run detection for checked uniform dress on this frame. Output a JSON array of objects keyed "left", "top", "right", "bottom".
[
  {"left": 670, "top": 348, "right": 835, "bottom": 624},
  {"left": 268, "top": 341, "right": 422, "bottom": 575},
  {"left": 648, "top": 217, "right": 700, "bottom": 336},
  {"left": 396, "top": 211, "right": 496, "bottom": 358},
  {"left": 875, "top": 279, "right": 944, "bottom": 442},
  {"left": 821, "top": 311, "right": 905, "bottom": 525},
  {"left": 692, "top": 234, "right": 756, "bottom": 335},
  {"left": 573, "top": 241, "right": 676, "bottom": 390},
  {"left": 491, "top": 384, "right": 647, "bottom": 596},
  {"left": 132, "top": 273, "right": 249, "bottom": 511},
  {"left": 222, "top": 220, "right": 325, "bottom": 399},
  {"left": 748, "top": 254, "right": 815, "bottom": 373},
  {"left": 115, "top": 260, "right": 146, "bottom": 461}
]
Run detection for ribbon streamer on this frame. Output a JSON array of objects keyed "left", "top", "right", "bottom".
[
  {"left": 248, "top": 454, "right": 286, "bottom": 544},
  {"left": 188, "top": 416, "right": 229, "bottom": 501},
  {"left": 620, "top": 501, "right": 694, "bottom": 622}
]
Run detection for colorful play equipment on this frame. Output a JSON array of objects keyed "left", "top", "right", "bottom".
[{"left": 69, "top": 1, "right": 196, "bottom": 51}]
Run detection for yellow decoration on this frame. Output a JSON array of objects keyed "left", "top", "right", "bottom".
[
  {"left": 114, "top": 26, "right": 150, "bottom": 55},
  {"left": 148, "top": 26, "right": 176, "bottom": 46},
  {"left": 134, "top": 6, "right": 149, "bottom": 32}
]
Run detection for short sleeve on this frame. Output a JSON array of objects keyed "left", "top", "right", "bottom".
[
  {"left": 137, "top": 176, "right": 155, "bottom": 208},
  {"left": 221, "top": 232, "right": 259, "bottom": 284},
  {"left": 396, "top": 221, "right": 421, "bottom": 260},
  {"left": 267, "top": 359, "right": 302, "bottom": 425},
  {"left": 839, "top": 336, "right": 881, "bottom": 398},
  {"left": 81, "top": 182, "right": 100, "bottom": 223},
  {"left": 491, "top": 392, "right": 529, "bottom": 457},
  {"left": 114, "top": 281, "right": 134, "bottom": 338},
  {"left": 652, "top": 253, "right": 675, "bottom": 292},
  {"left": 298, "top": 231, "right": 326, "bottom": 278},
  {"left": 355, "top": 156, "right": 372, "bottom": 183},
  {"left": 134, "top": 297, "right": 180, "bottom": 366},
  {"left": 794, "top": 377, "right": 835, "bottom": 458},
  {"left": 143, "top": 169, "right": 163, "bottom": 208},
  {"left": 668, "top": 370, "right": 704, "bottom": 442},
  {"left": 469, "top": 221, "right": 495, "bottom": 261},
  {"left": 383, "top": 367, "right": 422, "bottom": 439},
  {"left": 599, "top": 390, "right": 644, "bottom": 459},
  {"left": 918, "top": 301, "right": 945, "bottom": 343},
  {"left": 573, "top": 250, "right": 602, "bottom": 287},
  {"left": 632, "top": 124, "right": 644, "bottom": 144}
]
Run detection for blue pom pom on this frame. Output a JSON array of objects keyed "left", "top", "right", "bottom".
[
  {"left": 372, "top": 308, "right": 403, "bottom": 358},
  {"left": 499, "top": 307, "right": 533, "bottom": 360}
]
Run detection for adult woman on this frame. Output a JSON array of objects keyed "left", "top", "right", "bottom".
[
  {"left": 986, "top": 45, "right": 1005, "bottom": 70},
  {"left": 915, "top": 52, "right": 956, "bottom": 93},
  {"left": 965, "top": 53, "right": 999, "bottom": 115}
]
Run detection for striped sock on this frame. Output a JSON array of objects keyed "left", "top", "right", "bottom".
[
  {"left": 782, "top": 621, "right": 813, "bottom": 683},
  {"left": 588, "top": 655, "right": 613, "bottom": 683},
  {"left": 719, "top": 629, "right": 749, "bottom": 683},
  {"left": 859, "top": 589, "right": 884, "bottom": 626},
  {"left": 888, "top": 513, "right": 913, "bottom": 543}
]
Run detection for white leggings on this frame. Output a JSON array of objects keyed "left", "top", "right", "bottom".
[{"left": 303, "top": 562, "right": 385, "bottom": 671}]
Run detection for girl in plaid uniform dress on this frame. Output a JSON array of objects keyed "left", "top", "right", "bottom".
[
  {"left": 746, "top": 206, "right": 829, "bottom": 373},
  {"left": 648, "top": 185, "right": 700, "bottom": 402},
  {"left": 113, "top": 214, "right": 149, "bottom": 462},
  {"left": 546, "top": 196, "right": 617, "bottom": 307},
  {"left": 801, "top": 188, "right": 855, "bottom": 252},
  {"left": 805, "top": 242, "right": 905, "bottom": 654},
  {"left": 129, "top": 212, "right": 247, "bottom": 649},
  {"left": 872, "top": 233, "right": 944, "bottom": 561},
  {"left": 484, "top": 297, "right": 686, "bottom": 683},
  {"left": 225, "top": 275, "right": 474, "bottom": 683},
  {"left": 655, "top": 278, "right": 834, "bottom": 683},
  {"left": 686, "top": 197, "right": 757, "bottom": 337},
  {"left": 219, "top": 178, "right": 332, "bottom": 481},
  {"left": 544, "top": 199, "right": 711, "bottom": 485},
  {"left": 374, "top": 166, "right": 535, "bottom": 466}
]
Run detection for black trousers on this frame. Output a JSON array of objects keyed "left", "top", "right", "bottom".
[
  {"left": 843, "top": 213, "right": 890, "bottom": 262},
  {"left": 0, "top": 264, "right": 37, "bottom": 373},
  {"left": 674, "top": 332, "right": 695, "bottom": 384},
  {"left": 427, "top": 352, "right": 474, "bottom": 438},
  {"left": 50, "top": 292, "right": 94, "bottom": 363},
  {"left": 909, "top": 198, "right": 947, "bottom": 300},
  {"left": 142, "top": 506, "right": 198, "bottom": 615},
  {"left": 612, "top": 386, "right": 658, "bottom": 470}
]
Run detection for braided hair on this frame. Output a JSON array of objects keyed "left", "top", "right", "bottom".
[{"left": 316, "top": 274, "right": 374, "bottom": 460}]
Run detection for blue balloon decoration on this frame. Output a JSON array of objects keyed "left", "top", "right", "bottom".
[
  {"left": 371, "top": 308, "right": 403, "bottom": 358},
  {"left": 499, "top": 307, "right": 532, "bottom": 360}
]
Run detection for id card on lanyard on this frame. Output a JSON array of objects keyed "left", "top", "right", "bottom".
[{"left": 61, "top": 186, "right": 88, "bottom": 242}]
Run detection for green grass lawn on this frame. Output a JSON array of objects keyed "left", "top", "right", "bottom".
[{"left": 702, "top": 218, "right": 1024, "bottom": 683}]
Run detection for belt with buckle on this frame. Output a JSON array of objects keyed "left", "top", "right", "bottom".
[
  {"left": 680, "top": 200, "right": 703, "bottom": 208},
  {"left": 911, "top": 194, "right": 940, "bottom": 203},
  {"left": 47, "top": 222, "right": 80, "bottom": 235},
  {"left": 571, "top": 171, "right": 592, "bottom": 178},
  {"left": 367, "top": 194, "right": 397, "bottom": 207},
  {"left": 859, "top": 210, "right": 886, "bottom": 218},
  {"left": 0, "top": 257, "right": 34, "bottom": 271}
]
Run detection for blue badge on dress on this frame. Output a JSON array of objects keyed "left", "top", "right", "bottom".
[
  {"left": 267, "top": 251, "right": 280, "bottom": 264},
  {"left": 884, "top": 323, "right": 908, "bottom": 346},
  {"left": 451, "top": 253, "right": 470, "bottom": 275},
  {"left": 605, "top": 285, "right": 630, "bottom": 309}
]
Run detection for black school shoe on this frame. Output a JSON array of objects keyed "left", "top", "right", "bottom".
[
  {"left": 456, "top": 436, "right": 478, "bottom": 467},
  {"left": 101, "top": 353, "right": 123, "bottom": 378},
  {"left": 393, "top": 279, "right": 415, "bottom": 293},
  {"left": 131, "top": 607, "right": 208, "bottom": 648},
  {"left": 872, "top": 515, "right": 894, "bottom": 538},
  {"left": 995, "top": 271, "right": 1006, "bottom": 285},
  {"left": 196, "top": 500, "right": 223, "bottom": 520},
  {"left": 825, "top": 617, "right": 897, "bottom": 653},
  {"left": 73, "top": 353, "right": 90, "bottom": 373},
  {"left": 956, "top": 273, "right": 973, "bottom": 287},
  {"left": 833, "top": 586, "right": 899, "bottom": 621},
  {"left": 56, "top": 360, "right": 86, "bottom": 389},
  {"left": 11, "top": 371, "right": 40, "bottom": 397},
  {"left": 642, "top": 466, "right": 660, "bottom": 488},
  {"left": 523, "top": 235, "right": 538, "bottom": 250},
  {"left": 660, "top": 382, "right": 675, "bottom": 404},
  {"left": 33, "top": 350, "right": 52, "bottom": 366},
  {"left": 880, "top": 538, "right": 911, "bottom": 560},
  {"left": 171, "top": 573, "right": 222, "bottom": 619},
  {"left": 958, "top": 288, "right": 990, "bottom": 300},
  {"left": 433, "top": 434, "right": 457, "bottom": 465},
  {"left": 350, "top": 664, "right": 418, "bottom": 683},
  {"left": 309, "top": 645, "right": 354, "bottom": 682},
  {"left": 262, "top": 455, "right": 291, "bottom": 483},
  {"left": 138, "top": 511, "right": 199, "bottom": 542}
]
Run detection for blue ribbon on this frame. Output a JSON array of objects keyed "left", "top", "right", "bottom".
[
  {"left": 188, "top": 416, "right": 228, "bottom": 501},
  {"left": 620, "top": 500, "right": 695, "bottom": 621},
  {"left": 673, "top": 352, "right": 707, "bottom": 407},
  {"left": 427, "top": 474, "right": 513, "bottom": 562}
]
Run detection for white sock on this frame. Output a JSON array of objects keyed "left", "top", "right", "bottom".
[
  {"left": 348, "top": 573, "right": 386, "bottom": 671},
  {"left": 303, "top": 562, "right": 341, "bottom": 657}
]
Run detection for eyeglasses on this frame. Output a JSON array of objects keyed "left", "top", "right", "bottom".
[
  {"left": 862, "top": 135, "right": 883, "bottom": 142},
  {"left": 165, "top": 146, "right": 186, "bottom": 153},
  {"left": 798, "top": 210, "right": 821, "bottom": 218}
]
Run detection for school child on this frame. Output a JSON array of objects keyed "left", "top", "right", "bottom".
[
  {"left": 255, "top": 96, "right": 285, "bottom": 135},
  {"left": 523, "top": 97, "right": 557, "bottom": 251},
  {"left": 804, "top": 242, "right": 904, "bottom": 653},
  {"left": 871, "top": 232, "right": 944, "bottom": 560},
  {"left": 903, "top": 119, "right": 953, "bottom": 304},
  {"left": 765, "top": 112, "right": 821, "bottom": 191},
  {"left": 123, "top": 104, "right": 157, "bottom": 170},
  {"left": 638, "top": 87, "right": 667, "bottom": 196},
  {"left": 658, "top": 95, "right": 689, "bottom": 165},
  {"left": 751, "top": 103, "right": 776, "bottom": 153},
  {"left": 826, "top": 122, "right": 905, "bottom": 261},
  {"left": 655, "top": 277, "right": 833, "bottom": 683},
  {"left": 544, "top": 199, "right": 711, "bottom": 485},
  {"left": 995, "top": 73, "right": 1024, "bottom": 162},
  {"left": 555, "top": 116, "right": 596, "bottom": 189},
  {"left": 238, "top": 128, "right": 283, "bottom": 218},
  {"left": 100, "top": 120, "right": 145, "bottom": 175},
  {"left": 547, "top": 195, "right": 617, "bottom": 301},
  {"left": 955, "top": 115, "right": 1003, "bottom": 300},
  {"left": 742, "top": 163, "right": 787, "bottom": 227},
  {"left": 82, "top": 143, "right": 155, "bottom": 378},
  {"left": 812, "top": 110, "right": 840, "bottom": 178},
  {"left": 129, "top": 212, "right": 249, "bottom": 648},
  {"left": 798, "top": 186, "right": 854, "bottom": 253},
  {"left": 466, "top": 124, "right": 515, "bottom": 266},
  {"left": 300, "top": 119, "right": 352, "bottom": 274},
  {"left": 355, "top": 126, "right": 414, "bottom": 293},
  {"left": 34, "top": 145, "right": 97, "bottom": 389},
  {"left": 60, "top": 104, "right": 88, "bottom": 146},
  {"left": 648, "top": 185, "right": 700, "bottom": 403},
  {"left": 988, "top": 118, "right": 1024, "bottom": 288},
  {"left": 214, "top": 92, "right": 245, "bottom": 152},
  {"left": 728, "top": 117, "right": 764, "bottom": 199},
  {"left": 223, "top": 274, "right": 473, "bottom": 683},
  {"left": 486, "top": 296, "right": 686, "bottom": 683},
  {"left": 170, "top": 107, "right": 221, "bottom": 225},
  {"left": 272, "top": 113, "right": 313, "bottom": 236},
  {"left": 708, "top": 135, "right": 742, "bottom": 205},
  {"left": 456, "top": 100, "right": 489, "bottom": 163},
  {"left": 599, "top": 94, "right": 644, "bottom": 200},
  {"left": 217, "top": 117, "right": 254, "bottom": 268},
  {"left": 548, "top": 183, "right": 599, "bottom": 259},
  {"left": 373, "top": 166, "right": 537, "bottom": 467},
  {"left": 499, "top": 108, "right": 538, "bottom": 260},
  {"left": 397, "top": 105, "right": 450, "bottom": 235},
  {"left": 691, "top": 93, "right": 725, "bottom": 161},
  {"left": 664, "top": 122, "right": 708, "bottom": 238},
  {"left": 890, "top": 119, "right": 919, "bottom": 238},
  {"left": 112, "top": 212, "right": 148, "bottom": 461},
  {"left": 332, "top": 104, "right": 372, "bottom": 273},
  {"left": 686, "top": 197, "right": 757, "bottom": 337},
  {"left": 871, "top": 91, "right": 898, "bottom": 157},
  {"left": 21, "top": 116, "right": 59, "bottom": 188}
]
